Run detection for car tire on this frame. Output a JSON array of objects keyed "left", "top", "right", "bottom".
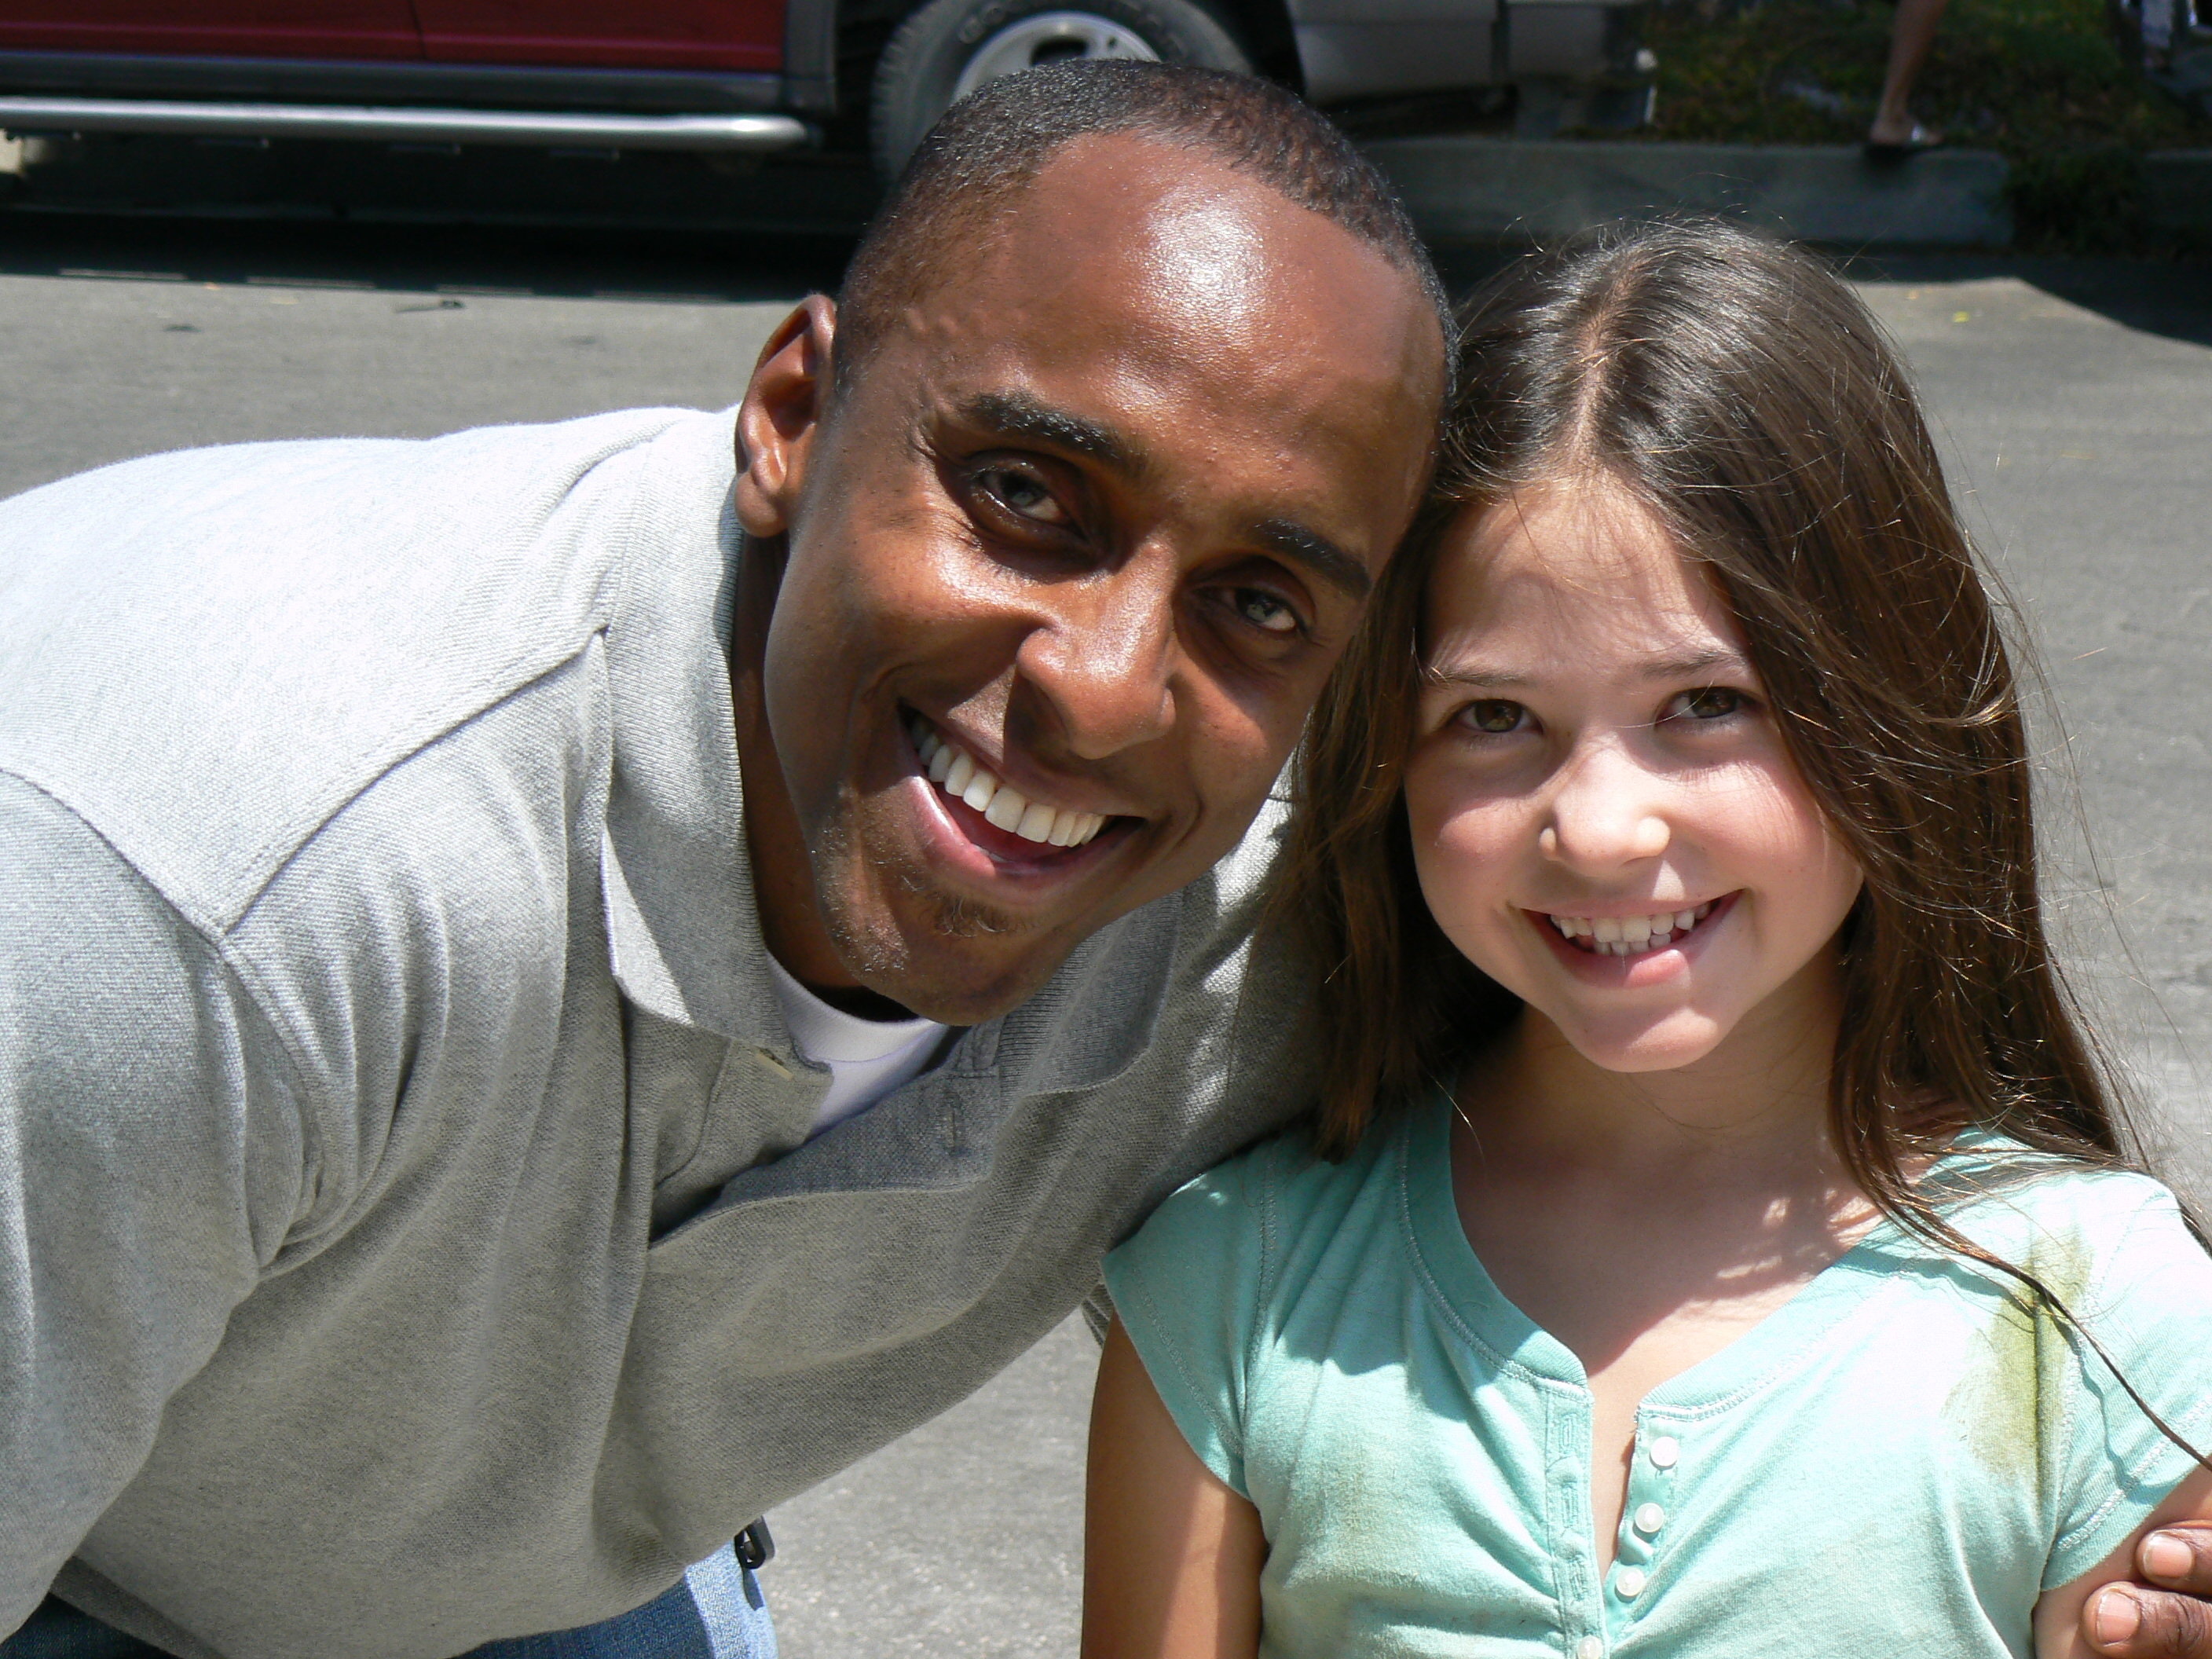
[{"left": 870, "top": 0, "right": 1253, "bottom": 181}]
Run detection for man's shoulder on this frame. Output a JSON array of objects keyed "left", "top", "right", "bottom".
[
  {"left": 1066, "top": 787, "right": 1295, "bottom": 998},
  {"left": 1148, "top": 788, "right": 1293, "bottom": 962},
  {"left": 992, "top": 788, "right": 1315, "bottom": 1157},
  {"left": 0, "top": 406, "right": 739, "bottom": 934}
]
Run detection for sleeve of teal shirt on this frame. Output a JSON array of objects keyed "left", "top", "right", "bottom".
[
  {"left": 2040, "top": 1174, "right": 2212, "bottom": 1590},
  {"left": 1103, "top": 1146, "right": 1276, "bottom": 1499}
]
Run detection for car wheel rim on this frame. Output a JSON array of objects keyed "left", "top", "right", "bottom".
[{"left": 950, "top": 12, "right": 1162, "bottom": 101}]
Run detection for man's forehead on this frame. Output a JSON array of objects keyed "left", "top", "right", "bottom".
[{"left": 900, "top": 131, "right": 1427, "bottom": 360}]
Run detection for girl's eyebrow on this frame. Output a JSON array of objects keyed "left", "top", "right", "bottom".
[
  {"left": 1421, "top": 646, "right": 1749, "bottom": 690},
  {"left": 1423, "top": 664, "right": 1529, "bottom": 690},
  {"left": 1636, "top": 646, "right": 1750, "bottom": 681}
]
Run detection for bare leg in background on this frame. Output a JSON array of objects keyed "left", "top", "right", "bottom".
[{"left": 1868, "top": 0, "right": 1952, "bottom": 147}]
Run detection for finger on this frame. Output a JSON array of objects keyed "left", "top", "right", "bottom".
[
  {"left": 2086, "top": 1587, "right": 2212, "bottom": 1657},
  {"left": 2143, "top": 1525, "right": 2212, "bottom": 1595}
]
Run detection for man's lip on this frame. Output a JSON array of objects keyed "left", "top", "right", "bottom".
[
  {"left": 903, "top": 705, "right": 1144, "bottom": 825},
  {"left": 931, "top": 777, "right": 1140, "bottom": 869},
  {"left": 899, "top": 718, "right": 1140, "bottom": 892}
]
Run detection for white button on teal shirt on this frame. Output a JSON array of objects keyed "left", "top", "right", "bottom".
[{"left": 1104, "top": 1098, "right": 2212, "bottom": 1657}]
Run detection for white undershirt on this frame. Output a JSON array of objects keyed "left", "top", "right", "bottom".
[{"left": 764, "top": 954, "right": 952, "bottom": 1139}]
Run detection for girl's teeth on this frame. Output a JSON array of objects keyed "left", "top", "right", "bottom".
[
  {"left": 908, "top": 719, "right": 1107, "bottom": 848},
  {"left": 1546, "top": 901, "right": 1721, "bottom": 958}
]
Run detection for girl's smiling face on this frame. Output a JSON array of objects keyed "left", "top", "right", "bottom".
[{"left": 1403, "top": 475, "right": 1865, "bottom": 1075}]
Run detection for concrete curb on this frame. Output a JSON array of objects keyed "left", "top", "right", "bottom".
[{"left": 1364, "top": 136, "right": 2013, "bottom": 248}]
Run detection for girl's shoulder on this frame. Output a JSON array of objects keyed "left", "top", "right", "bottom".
[
  {"left": 1914, "top": 1142, "right": 2211, "bottom": 1334},
  {"left": 1932, "top": 1141, "right": 2197, "bottom": 1251},
  {"left": 1117, "top": 1097, "right": 1431, "bottom": 1268},
  {"left": 1902, "top": 1144, "right": 2212, "bottom": 1591},
  {"left": 1101, "top": 1100, "right": 1444, "bottom": 1498}
]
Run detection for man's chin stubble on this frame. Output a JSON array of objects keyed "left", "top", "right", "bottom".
[
  {"left": 808, "top": 815, "right": 1045, "bottom": 985},
  {"left": 904, "top": 881, "right": 1033, "bottom": 941}
]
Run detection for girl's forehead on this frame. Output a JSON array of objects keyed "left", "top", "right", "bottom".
[{"left": 1426, "top": 478, "right": 1743, "bottom": 665}]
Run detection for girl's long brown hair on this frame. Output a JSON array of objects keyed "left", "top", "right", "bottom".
[{"left": 1283, "top": 218, "right": 2206, "bottom": 1459}]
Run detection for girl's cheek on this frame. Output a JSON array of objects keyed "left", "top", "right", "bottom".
[
  {"left": 1408, "top": 800, "right": 1522, "bottom": 941},
  {"left": 1713, "top": 764, "right": 1840, "bottom": 873}
]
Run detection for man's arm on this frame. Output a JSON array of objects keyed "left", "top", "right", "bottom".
[{"left": 0, "top": 774, "right": 299, "bottom": 1630}]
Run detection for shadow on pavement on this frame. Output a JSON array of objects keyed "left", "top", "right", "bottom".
[
  {"left": 0, "top": 209, "right": 857, "bottom": 301},
  {"left": 5, "top": 185, "right": 2208, "bottom": 346},
  {"left": 1841, "top": 251, "right": 2212, "bottom": 350},
  {"left": 1430, "top": 245, "right": 2212, "bottom": 353},
  {"left": 0, "top": 159, "right": 861, "bottom": 302}
]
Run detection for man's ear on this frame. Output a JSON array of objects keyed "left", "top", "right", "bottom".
[{"left": 734, "top": 294, "right": 838, "bottom": 540}]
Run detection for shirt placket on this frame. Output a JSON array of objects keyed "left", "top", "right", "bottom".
[
  {"left": 1546, "top": 1385, "right": 1607, "bottom": 1658},
  {"left": 1601, "top": 1412, "right": 1685, "bottom": 1645}
]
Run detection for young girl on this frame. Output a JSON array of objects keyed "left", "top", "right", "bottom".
[{"left": 1083, "top": 221, "right": 2212, "bottom": 1659}]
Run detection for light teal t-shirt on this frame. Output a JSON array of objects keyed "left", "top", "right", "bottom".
[{"left": 1104, "top": 1098, "right": 2212, "bottom": 1658}]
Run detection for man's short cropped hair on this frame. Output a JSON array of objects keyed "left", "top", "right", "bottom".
[{"left": 832, "top": 60, "right": 1452, "bottom": 394}]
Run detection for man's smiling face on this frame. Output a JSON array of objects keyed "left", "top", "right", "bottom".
[{"left": 734, "top": 131, "right": 1445, "bottom": 1024}]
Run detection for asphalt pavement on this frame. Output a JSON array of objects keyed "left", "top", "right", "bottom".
[{"left": 2, "top": 214, "right": 2208, "bottom": 1657}]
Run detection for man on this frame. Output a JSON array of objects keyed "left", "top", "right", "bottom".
[{"left": 0, "top": 60, "right": 2203, "bottom": 1659}]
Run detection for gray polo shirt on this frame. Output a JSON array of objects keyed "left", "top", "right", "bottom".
[{"left": 0, "top": 408, "right": 1315, "bottom": 1658}]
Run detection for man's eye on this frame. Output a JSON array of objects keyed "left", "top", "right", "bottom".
[
  {"left": 1231, "top": 588, "right": 1299, "bottom": 634},
  {"left": 976, "top": 466, "right": 1070, "bottom": 526},
  {"left": 1666, "top": 687, "right": 1748, "bottom": 721},
  {"left": 1459, "top": 699, "right": 1528, "bottom": 734}
]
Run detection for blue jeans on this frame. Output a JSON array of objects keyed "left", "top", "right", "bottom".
[{"left": 2, "top": 1543, "right": 774, "bottom": 1659}]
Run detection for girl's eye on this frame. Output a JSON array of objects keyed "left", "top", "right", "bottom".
[
  {"left": 1665, "top": 687, "right": 1749, "bottom": 722},
  {"left": 1459, "top": 699, "right": 1529, "bottom": 735},
  {"left": 1230, "top": 588, "right": 1300, "bottom": 634},
  {"left": 976, "top": 465, "right": 1071, "bottom": 526}
]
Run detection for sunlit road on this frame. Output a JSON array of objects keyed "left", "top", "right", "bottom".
[{"left": 3, "top": 211, "right": 2208, "bottom": 1658}]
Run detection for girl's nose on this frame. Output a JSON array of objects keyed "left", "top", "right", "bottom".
[{"left": 1538, "top": 743, "right": 1672, "bottom": 870}]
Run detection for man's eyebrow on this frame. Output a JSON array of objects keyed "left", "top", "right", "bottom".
[
  {"left": 946, "top": 397, "right": 1371, "bottom": 602},
  {"left": 952, "top": 390, "right": 1150, "bottom": 480},
  {"left": 1252, "top": 519, "right": 1372, "bottom": 601}
]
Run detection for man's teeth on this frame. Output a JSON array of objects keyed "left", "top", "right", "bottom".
[
  {"left": 913, "top": 722, "right": 1107, "bottom": 848},
  {"left": 1547, "top": 902, "right": 1716, "bottom": 957}
]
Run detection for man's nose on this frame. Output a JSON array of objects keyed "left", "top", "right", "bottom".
[
  {"left": 1013, "top": 572, "right": 1178, "bottom": 761},
  {"left": 1538, "top": 741, "right": 1672, "bottom": 870}
]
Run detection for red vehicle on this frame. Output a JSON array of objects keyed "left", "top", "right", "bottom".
[{"left": 0, "top": 1, "right": 1651, "bottom": 185}]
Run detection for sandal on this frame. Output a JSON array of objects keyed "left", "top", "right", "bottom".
[{"left": 1864, "top": 122, "right": 1945, "bottom": 163}]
